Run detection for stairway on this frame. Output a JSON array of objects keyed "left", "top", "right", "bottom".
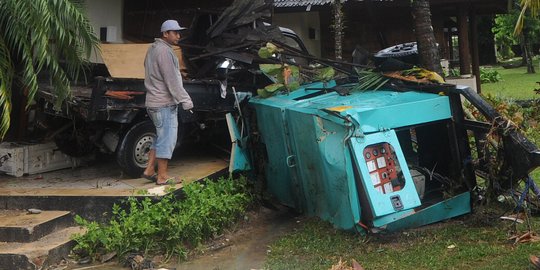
[{"left": 0, "top": 210, "right": 83, "bottom": 270}]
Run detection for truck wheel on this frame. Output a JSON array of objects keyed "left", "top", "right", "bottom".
[
  {"left": 116, "top": 120, "right": 157, "bottom": 178},
  {"left": 116, "top": 120, "right": 185, "bottom": 177}
]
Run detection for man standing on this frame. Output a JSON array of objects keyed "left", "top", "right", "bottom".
[{"left": 142, "top": 19, "right": 193, "bottom": 185}]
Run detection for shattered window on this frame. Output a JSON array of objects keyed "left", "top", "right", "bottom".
[{"left": 363, "top": 142, "right": 405, "bottom": 195}]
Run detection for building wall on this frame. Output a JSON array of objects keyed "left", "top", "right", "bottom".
[
  {"left": 273, "top": 12, "right": 322, "bottom": 57},
  {"left": 83, "top": 0, "right": 124, "bottom": 63},
  {"left": 84, "top": 0, "right": 124, "bottom": 42}
]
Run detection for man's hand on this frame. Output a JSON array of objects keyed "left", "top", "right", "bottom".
[{"left": 181, "top": 100, "right": 194, "bottom": 110}]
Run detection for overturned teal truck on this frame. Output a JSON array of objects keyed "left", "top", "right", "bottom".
[{"left": 229, "top": 79, "right": 540, "bottom": 233}]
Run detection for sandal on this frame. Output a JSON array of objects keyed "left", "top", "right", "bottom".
[{"left": 141, "top": 173, "right": 157, "bottom": 182}]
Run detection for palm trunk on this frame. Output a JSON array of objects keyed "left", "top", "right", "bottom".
[
  {"left": 522, "top": 31, "right": 536, "bottom": 73},
  {"left": 333, "top": 0, "right": 344, "bottom": 60},
  {"left": 411, "top": 0, "right": 443, "bottom": 75}
]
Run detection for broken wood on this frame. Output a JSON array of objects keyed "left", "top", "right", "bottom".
[{"left": 105, "top": 90, "right": 145, "bottom": 100}]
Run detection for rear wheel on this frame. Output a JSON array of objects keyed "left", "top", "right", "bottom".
[{"left": 116, "top": 120, "right": 156, "bottom": 177}]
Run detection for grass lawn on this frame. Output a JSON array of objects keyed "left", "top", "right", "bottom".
[
  {"left": 482, "top": 59, "right": 540, "bottom": 100},
  {"left": 263, "top": 60, "right": 540, "bottom": 270},
  {"left": 265, "top": 213, "right": 540, "bottom": 270}
]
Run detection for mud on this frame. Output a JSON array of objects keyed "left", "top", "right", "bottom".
[
  {"left": 64, "top": 205, "right": 299, "bottom": 270},
  {"left": 176, "top": 206, "right": 298, "bottom": 270}
]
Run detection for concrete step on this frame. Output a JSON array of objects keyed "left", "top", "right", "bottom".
[
  {"left": 0, "top": 226, "right": 84, "bottom": 270},
  {"left": 0, "top": 210, "right": 72, "bottom": 242}
]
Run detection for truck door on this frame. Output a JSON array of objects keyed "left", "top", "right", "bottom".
[{"left": 349, "top": 130, "right": 421, "bottom": 222}]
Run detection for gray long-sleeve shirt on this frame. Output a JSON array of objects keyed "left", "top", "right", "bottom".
[{"left": 144, "top": 39, "right": 193, "bottom": 110}]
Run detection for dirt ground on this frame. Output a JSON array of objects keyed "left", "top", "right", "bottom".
[
  {"left": 175, "top": 205, "right": 299, "bottom": 270},
  {"left": 63, "top": 205, "right": 300, "bottom": 270}
]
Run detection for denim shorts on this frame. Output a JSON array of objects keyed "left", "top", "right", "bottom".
[{"left": 147, "top": 105, "right": 178, "bottom": 159}]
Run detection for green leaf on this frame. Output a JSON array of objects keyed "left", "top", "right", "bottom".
[
  {"left": 288, "top": 81, "right": 301, "bottom": 91},
  {"left": 259, "top": 64, "right": 283, "bottom": 76},
  {"left": 0, "top": 0, "right": 99, "bottom": 138},
  {"left": 257, "top": 88, "right": 273, "bottom": 98},
  {"left": 315, "top": 67, "right": 335, "bottom": 82},
  {"left": 258, "top": 47, "right": 272, "bottom": 59},
  {"left": 288, "top": 65, "right": 300, "bottom": 78},
  {"left": 264, "top": 83, "right": 285, "bottom": 93},
  {"left": 266, "top": 42, "right": 280, "bottom": 53}
]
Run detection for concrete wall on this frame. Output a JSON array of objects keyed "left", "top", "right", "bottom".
[
  {"left": 83, "top": 0, "right": 124, "bottom": 63},
  {"left": 84, "top": 0, "right": 124, "bottom": 42},
  {"left": 273, "top": 12, "right": 322, "bottom": 57}
]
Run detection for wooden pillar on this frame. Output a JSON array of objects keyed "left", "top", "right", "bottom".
[
  {"left": 448, "top": 32, "right": 453, "bottom": 61},
  {"left": 457, "top": 5, "right": 471, "bottom": 74},
  {"left": 470, "top": 10, "right": 481, "bottom": 93}
]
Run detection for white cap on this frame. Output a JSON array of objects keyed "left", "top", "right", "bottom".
[{"left": 161, "top": 20, "right": 186, "bottom": 32}]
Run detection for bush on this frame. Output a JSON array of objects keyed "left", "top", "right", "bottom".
[
  {"left": 72, "top": 176, "right": 251, "bottom": 261},
  {"left": 480, "top": 67, "right": 502, "bottom": 83}
]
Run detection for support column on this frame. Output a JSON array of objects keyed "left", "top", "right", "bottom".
[
  {"left": 458, "top": 5, "right": 471, "bottom": 75},
  {"left": 448, "top": 31, "right": 453, "bottom": 61},
  {"left": 470, "top": 10, "right": 481, "bottom": 93}
]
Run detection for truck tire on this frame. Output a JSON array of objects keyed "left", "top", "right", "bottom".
[
  {"left": 117, "top": 120, "right": 185, "bottom": 177},
  {"left": 373, "top": 42, "right": 419, "bottom": 67},
  {"left": 116, "top": 120, "right": 156, "bottom": 177}
]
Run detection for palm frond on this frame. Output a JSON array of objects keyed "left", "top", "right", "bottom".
[
  {"left": 0, "top": 36, "right": 14, "bottom": 139},
  {"left": 514, "top": 0, "right": 540, "bottom": 35},
  {"left": 353, "top": 68, "right": 389, "bottom": 91},
  {"left": 0, "top": 0, "right": 99, "bottom": 138}
]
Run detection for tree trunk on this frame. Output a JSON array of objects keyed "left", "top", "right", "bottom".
[
  {"left": 333, "top": 0, "right": 344, "bottom": 60},
  {"left": 522, "top": 31, "right": 536, "bottom": 73},
  {"left": 411, "top": 0, "right": 443, "bottom": 75}
]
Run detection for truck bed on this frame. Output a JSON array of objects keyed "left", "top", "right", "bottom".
[{"left": 38, "top": 77, "right": 248, "bottom": 124}]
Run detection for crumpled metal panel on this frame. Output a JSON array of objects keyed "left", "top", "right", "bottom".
[
  {"left": 249, "top": 81, "right": 464, "bottom": 232},
  {"left": 273, "top": 0, "right": 337, "bottom": 8}
]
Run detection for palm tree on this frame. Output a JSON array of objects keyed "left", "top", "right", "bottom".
[
  {"left": 0, "top": 0, "right": 99, "bottom": 138},
  {"left": 514, "top": 0, "right": 538, "bottom": 73},
  {"left": 411, "top": 0, "right": 443, "bottom": 75},
  {"left": 332, "top": 0, "right": 345, "bottom": 60},
  {"left": 515, "top": 0, "right": 540, "bottom": 34}
]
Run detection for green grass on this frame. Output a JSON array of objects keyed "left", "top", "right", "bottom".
[
  {"left": 264, "top": 59, "right": 540, "bottom": 270},
  {"left": 266, "top": 214, "right": 540, "bottom": 270},
  {"left": 482, "top": 59, "right": 540, "bottom": 100}
]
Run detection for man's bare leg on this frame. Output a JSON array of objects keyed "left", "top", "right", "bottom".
[
  {"left": 156, "top": 158, "right": 172, "bottom": 184},
  {"left": 143, "top": 149, "right": 156, "bottom": 177}
]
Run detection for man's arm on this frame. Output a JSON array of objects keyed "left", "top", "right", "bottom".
[{"left": 157, "top": 48, "right": 193, "bottom": 110}]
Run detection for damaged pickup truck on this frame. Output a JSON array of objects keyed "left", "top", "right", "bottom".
[
  {"left": 243, "top": 78, "right": 540, "bottom": 232},
  {"left": 37, "top": 3, "right": 307, "bottom": 177}
]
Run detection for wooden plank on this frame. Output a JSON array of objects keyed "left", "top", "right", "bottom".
[{"left": 99, "top": 43, "right": 185, "bottom": 79}]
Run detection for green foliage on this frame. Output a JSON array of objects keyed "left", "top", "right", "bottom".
[
  {"left": 353, "top": 69, "right": 389, "bottom": 91},
  {"left": 494, "top": 13, "right": 520, "bottom": 59},
  {"left": 0, "top": 0, "right": 99, "bottom": 138},
  {"left": 480, "top": 94, "right": 540, "bottom": 145},
  {"left": 515, "top": 0, "right": 540, "bottom": 34},
  {"left": 257, "top": 64, "right": 305, "bottom": 98},
  {"left": 479, "top": 68, "right": 502, "bottom": 83},
  {"left": 72, "top": 177, "right": 251, "bottom": 261},
  {"left": 259, "top": 64, "right": 284, "bottom": 77},
  {"left": 493, "top": 2, "right": 540, "bottom": 60},
  {"left": 448, "top": 68, "right": 461, "bottom": 77},
  {"left": 314, "top": 67, "right": 336, "bottom": 82},
  {"left": 258, "top": 42, "right": 282, "bottom": 59},
  {"left": 266, "top": 215, "right": 540, "bottom": 270},
  {"left": 256, "top": 42, "right": 336, "bottom": 98}
]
